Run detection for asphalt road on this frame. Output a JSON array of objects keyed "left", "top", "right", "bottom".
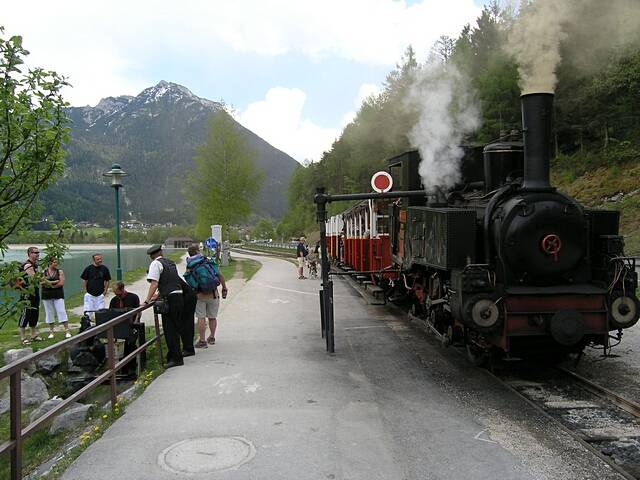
[{"left": 61, "top": 253, "right": 624, "bottom": 479}]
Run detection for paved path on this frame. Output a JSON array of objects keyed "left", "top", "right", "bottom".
[{"left": 61, "top": 253, "right": 623, "bottom": 480}]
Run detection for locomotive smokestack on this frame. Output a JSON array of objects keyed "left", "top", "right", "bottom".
[{"left": 521, "top": 93, "right": 554, "bottom": 190}]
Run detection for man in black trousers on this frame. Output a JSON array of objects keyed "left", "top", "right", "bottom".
[
  {"left": 143, "top": 244, "right": 185, "bottom": 368},
  {"left": 180, "top": 278, "right": 197, "bottom": 358}
]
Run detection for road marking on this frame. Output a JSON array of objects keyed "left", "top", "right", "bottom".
[
  {"left": 344, "top": 325, "right": 388, "bottom": 330},
  {"left": 252, "top": 281, "right": 353, "bottom": 298},
  {"left": 214, "top": 373, "right": 262, "bottom": 395},
  {"left": 269, "top": 299, "right": 290, "bottom": 304},
  {"left": 474, "top": 429, "right": 498, "bottom": 444}
]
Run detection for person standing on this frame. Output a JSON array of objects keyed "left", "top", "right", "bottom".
[
  {"left": 41, "top": 257, "right": 71, "bottom": 339},
  {"left": 181, "top": 275, "right": 197, "bottom": 358},
  {"left": 80, "top": 253, "right": 111, "bottom": 314},
  {"left": 143, "top": 244, "right": 185, "bottom": 368},
  {"left": 18, "top": 246, "right": 43, "bottom": 345},
  {"left": 296, "top": 236, "right": 308, "bottom": 280},
  {"left": 185, "top": 245, "right": 227, "bottom": 349}
]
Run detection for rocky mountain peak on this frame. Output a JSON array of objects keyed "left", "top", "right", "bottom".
[
  {"left": 137, "top": 80, "right": 221, "bottom": 110},
  {"left": 55, "top": 81, "right": 298, "bottom": 223},
  {"left": 95, "top": 95, "right": 133, "bottom": 114}
]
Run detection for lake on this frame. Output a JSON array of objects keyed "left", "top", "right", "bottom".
[{"left": 2, "top": 246, "right": 173, "bottom": 298}]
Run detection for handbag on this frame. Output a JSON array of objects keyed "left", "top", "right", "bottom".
[{"left": 153, "top": 298, "right": 170, "bottom": 315}]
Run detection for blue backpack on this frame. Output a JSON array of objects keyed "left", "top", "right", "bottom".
[{"left": 184, "top": 255, "right": 220, "bottom": 293}]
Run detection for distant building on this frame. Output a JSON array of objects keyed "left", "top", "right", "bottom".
[
  {"left": 123, "top": 220, "right": 145, "bottom": 230},
  {"left": 76, "top": 221, "right": 100, "bottom": 228},
  {"left": 165, "top": 237, "right": 194, "bottom": 249}
]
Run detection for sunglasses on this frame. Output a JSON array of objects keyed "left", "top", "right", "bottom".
[{"left": 32, "top": 251, "right": 40, "bottom": 255}]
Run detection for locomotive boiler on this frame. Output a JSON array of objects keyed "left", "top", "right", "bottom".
[{"left": 329, "top": 93, "right": 639, "bottom": 362}]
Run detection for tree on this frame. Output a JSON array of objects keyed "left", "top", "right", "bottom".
[
  {"left": 187, "top": 110, "right": 263, "bottom": 239},
  {"left": 431, "top": 35, "right": 455, "bottom": 63},
  {"left": 0, "top": 29, "right": 69, "bottom": 246},
  {"left": 252, "top": 218, "right": 275, "bottom": 240},
  {"left": 0, "top": 28, "right": 70, "bottom": 321}
]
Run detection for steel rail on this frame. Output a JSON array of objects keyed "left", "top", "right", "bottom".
[
  {"left": 557, "top": 366, "right": 640, "bottom": 420},
  {"left": 482, "top": 368, "right": 638, "bottom": 480}
]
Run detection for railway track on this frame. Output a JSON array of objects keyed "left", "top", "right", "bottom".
[
  {"left": 489, "top": 363, "right": 640, "bottom": 479},
  {"left": 279, "top": 261, "right": 640, "bottom": 478}
]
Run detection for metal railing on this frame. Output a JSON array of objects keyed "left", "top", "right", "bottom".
[
  {"left": 247, "top": 241, "right": 296, "bottom": 250},
  {"left": 0, "top": 302, "right": 164, "bottom": 480}
]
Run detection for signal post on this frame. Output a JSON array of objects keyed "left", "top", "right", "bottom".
[{"left": 314, "top": 172, "right": 428, "bottom": 353}]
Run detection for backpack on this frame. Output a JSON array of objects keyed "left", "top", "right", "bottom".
[{"left": 184, "top": 255, "right": 220, "bottom": 293}]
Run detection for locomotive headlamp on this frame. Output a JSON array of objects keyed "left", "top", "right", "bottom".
[{"left": 610, "top": 296, "right": 640, "bottom": 329}]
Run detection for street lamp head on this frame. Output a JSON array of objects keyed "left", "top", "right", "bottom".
[{"left": 103, "top": 163, "right": 128, "bottom": 188}]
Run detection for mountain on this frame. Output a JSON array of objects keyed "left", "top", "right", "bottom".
[{"left": 41, "top": 81, "right": 299, "bottom": 225}]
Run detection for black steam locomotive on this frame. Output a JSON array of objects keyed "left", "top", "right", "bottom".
[{"left": 336, "top": 93, "right": 639, "bottom": 362}]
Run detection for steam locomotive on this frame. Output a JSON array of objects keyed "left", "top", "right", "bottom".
[{"left": 326, "top": 93, "right": 639, "bottom": 362}]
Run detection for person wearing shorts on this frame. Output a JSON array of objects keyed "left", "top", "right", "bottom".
[
  {"left": 18, "top": 247, "right": 43, "bottom": 345},
  {"left": 80, "top": 253, "right": 111, "bottom": 315},
  {"left": 187, "top": 245, "right": 227, "bottom": 349}
]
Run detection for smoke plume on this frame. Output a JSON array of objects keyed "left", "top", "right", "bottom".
[
  {"left": 405, "top": 62, "right": 480, "bottom": 193},
  {"left": 507, "top": 0, "right": 640, "bottom": 94}
]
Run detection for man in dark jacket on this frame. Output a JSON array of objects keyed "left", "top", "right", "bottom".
[{"left": 143, "top": 245, "right": 185, "bottom": 368}]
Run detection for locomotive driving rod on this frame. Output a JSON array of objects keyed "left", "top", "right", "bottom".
[{"left": 314, "top": 187, "right": 429, "bottom": 353}]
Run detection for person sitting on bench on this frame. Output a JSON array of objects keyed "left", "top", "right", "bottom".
[
  {"left": 108, "top": 281, "right": 143, "bottom": 375},
  {"left": 109, "top": 281, "right": 140, "bottom": 312}
]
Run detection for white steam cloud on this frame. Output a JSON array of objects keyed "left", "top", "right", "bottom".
[
  {"left": 508, "top": 0, "right": 640, "bottom": 94},
  {"left": 506, "top": 1, "right": 571, "bottom": 94},
  {"left": 405, "top": 63, "right": 480, "bottom": 193}
]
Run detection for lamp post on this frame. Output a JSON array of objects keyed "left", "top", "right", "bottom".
[{"left": 103, "top": 163, "right": 128, "bottom": 281}]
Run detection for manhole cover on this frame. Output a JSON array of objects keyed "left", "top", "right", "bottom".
[{"left": 158, "top": 436, "right": 255, "bottom": 474}]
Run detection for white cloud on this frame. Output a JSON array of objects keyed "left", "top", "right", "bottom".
[
  {"left": 1, "top": 0, "right": 480, "bottom": 106},
  {"left": 240, "top": 82, "right": 386, "bottom": 162},
  {"left": 238, "top": 87, "right": 340, "bottom": 163},
  {"left": 204, "top": 0, "right": 480, "bottom": 65}
]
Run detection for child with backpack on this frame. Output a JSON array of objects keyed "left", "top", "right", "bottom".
[{"left": 184, "top": 245, "right": 228, "bottom": 348}]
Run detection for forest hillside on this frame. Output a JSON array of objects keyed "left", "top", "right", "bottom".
[{"left": 278, "top": 2, "right": 640, "bottom": 253}]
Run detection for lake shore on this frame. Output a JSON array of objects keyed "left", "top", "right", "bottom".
[{"left": 6, "top": 243, "right": 160, "bottom": 251}]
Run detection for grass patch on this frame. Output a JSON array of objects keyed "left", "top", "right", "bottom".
[
  {"left": 238, "top": 244, "right": 296, "bottom": 257},
  {"left": 219, "top": 260, "right": 235, "bottom": 281},
  {"left": 240, "top": 259, "right": 262, "bottom": 281},
  {"left": 551, "top": 153, "right": 640, "bottom": 255}
]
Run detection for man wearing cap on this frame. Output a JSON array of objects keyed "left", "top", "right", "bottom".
[
  {"left": 296, "top": 236, "right": 308, "bottom": 280},
  {"left": 143, "top": 244, "right": 185, "bottom": 368}
]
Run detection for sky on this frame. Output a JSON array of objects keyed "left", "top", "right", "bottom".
[{"left": 3, "top": 0, "right": 485, "bottom": 163}]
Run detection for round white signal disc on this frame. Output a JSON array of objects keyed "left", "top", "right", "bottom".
[{"left": 371, "top": 171, "right": 393, "bottom": 193}]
